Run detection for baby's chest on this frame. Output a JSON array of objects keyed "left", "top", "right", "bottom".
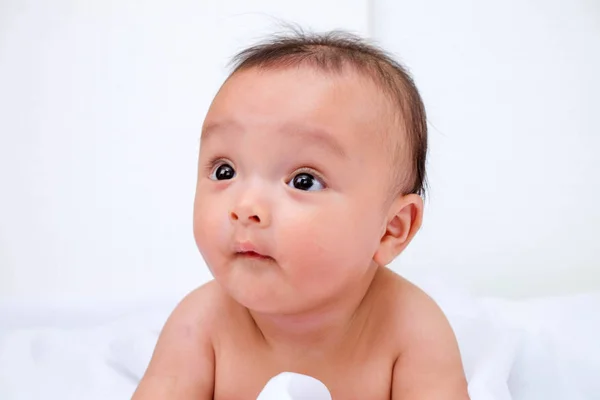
[{"left": 213, "top": 346, "right": 395, "bottom": 399}]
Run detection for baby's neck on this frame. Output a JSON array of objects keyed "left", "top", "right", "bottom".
[{"left": 247, "top": 265, "right": 382, "bottom": 356}]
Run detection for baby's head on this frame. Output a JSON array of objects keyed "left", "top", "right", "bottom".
[{"left": 194, "top": 30, "right": 427, "bottom": 313}]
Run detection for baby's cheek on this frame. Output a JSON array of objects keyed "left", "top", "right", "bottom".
[
  {"left": 193, "top": 200, "right": 225, "bottom": 256},
  {"left": 280, "top": 208, "right": 363, "bottom": 277}
]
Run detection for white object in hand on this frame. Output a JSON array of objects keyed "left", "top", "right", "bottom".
[{"left": 256, "top": 372, "right": 332, "bottom": 400}]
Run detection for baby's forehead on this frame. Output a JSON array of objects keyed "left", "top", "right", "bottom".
[
  {"left": 210, "top": 66, "right": 398, "bottom": 135},
  {"left": 208, "top": 66, "right": 404, "bottom": 158}
]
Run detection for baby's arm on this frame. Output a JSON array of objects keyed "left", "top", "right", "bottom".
[
  {"left": 132, "top": 286, "right": 216, "bottom": 400},
  {"left": 391, "top": 292, "right": 469, "bottom": 400}
]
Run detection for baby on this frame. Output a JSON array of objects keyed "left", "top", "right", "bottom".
[{"left": 133, "top": 30, "right": 469, "bottom": 399}]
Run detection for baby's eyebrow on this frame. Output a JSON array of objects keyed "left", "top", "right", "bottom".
[
  {"left": 201, "top": 119, "right": 243, "bottom": 141},
  {"left": 201, "top": 119, "right": 347, "bottom": 159},
  {"left": 281, "top": 123, "right": 347, "bottom": 159}
]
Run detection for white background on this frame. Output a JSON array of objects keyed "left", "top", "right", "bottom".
[{"left": 0, "top": 0, "right": 598, "bottom": 302}]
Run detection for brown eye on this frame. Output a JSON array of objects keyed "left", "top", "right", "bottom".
[{"left": 210, "top": 163, "right": 236, "bottom": 181}]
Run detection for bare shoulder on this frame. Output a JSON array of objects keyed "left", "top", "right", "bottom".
[
  {"left": 380, "top": 270, "right": 469, "bottom": 399},
  {"left": 384, "top": 271, "right": 454, "bottom": 338},
  {"left": 165, "top": 280, "right": 227, "bottom": 331},
  {"left": 152, "top": 280, "right": 227, "bottom": 350},
  {"left": 132, "top": 281, "right": 228, "bottom": 400}
]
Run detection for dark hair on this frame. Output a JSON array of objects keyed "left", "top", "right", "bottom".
[{"left": 228, "top": 27, "right": 427, "bottom": 197}]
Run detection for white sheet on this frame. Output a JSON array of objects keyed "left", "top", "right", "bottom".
[{"left": 0, "top": 279, "right": 598, "bottom": 400}]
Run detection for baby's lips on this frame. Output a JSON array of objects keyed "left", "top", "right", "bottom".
[{"left": 232, "top": 240, "right": 272, "bottom": 259}]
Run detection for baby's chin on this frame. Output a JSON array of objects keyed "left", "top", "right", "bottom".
[
  {"left": 211, "top": 255, "right": 347, "bottom": 315},
  {"left": 212, "top": 261, "right": 296, "bottom": 312},
  {"left": 217, "top": 277, "right": 325, "bottom": 317}
]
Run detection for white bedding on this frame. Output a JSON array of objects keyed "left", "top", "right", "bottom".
[{"left": 0, "top": 278, "right": 598, "bottom": 400}]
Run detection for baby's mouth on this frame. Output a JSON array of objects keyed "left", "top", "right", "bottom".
[{"left": 236, "top": 251, "right": 274, "bottom": 261}]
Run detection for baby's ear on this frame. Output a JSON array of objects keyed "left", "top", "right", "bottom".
[{"left": 373, "top": 194, "right": 424, "bottom": 266}]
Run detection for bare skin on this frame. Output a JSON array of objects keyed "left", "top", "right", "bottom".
[
  {"left": 133, "top": 65, "right": 469, "bottom": 399},
  {"left": 134, "top": 268, "right": 467, "bottom": 399}
]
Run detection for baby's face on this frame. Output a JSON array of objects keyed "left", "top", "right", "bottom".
[{"left": 194, "top": 66, "right": 396, "bottom": 313}]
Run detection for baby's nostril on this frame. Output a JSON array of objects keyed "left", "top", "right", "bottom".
[{"left": 230, "top": 211, "right": 262, "bottom": 224}]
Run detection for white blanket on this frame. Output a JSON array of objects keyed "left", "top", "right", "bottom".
[{"left": 0, "top": 279, "right": 598, "bottom": 399}]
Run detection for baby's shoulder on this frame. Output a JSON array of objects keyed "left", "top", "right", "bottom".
[
  {"left": 373, "top": 270, "right": 468, "bottom": 396},
  {"left": 375, "top": 269, "right": 453, "bottom": 342},
  {"left": 179, "top": 279, "right": 227, "bottom": 309},
  {"left": 166, "top": 280, "right": 235, "bottom": 338}
]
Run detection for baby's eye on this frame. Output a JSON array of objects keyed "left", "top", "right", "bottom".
[
  {"left": 210, "top": 162, "right": 236, "bottom": 181},
  {"left": 287, "top": 172, "right": 325, "bottom": 191}
]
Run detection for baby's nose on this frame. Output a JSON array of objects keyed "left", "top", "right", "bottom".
[
  {"left": 230, "top": 210, "right": 261, "bottom": 224},
  {"left": 229, "top": 202, "right": 270, "bottom": 227}
]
